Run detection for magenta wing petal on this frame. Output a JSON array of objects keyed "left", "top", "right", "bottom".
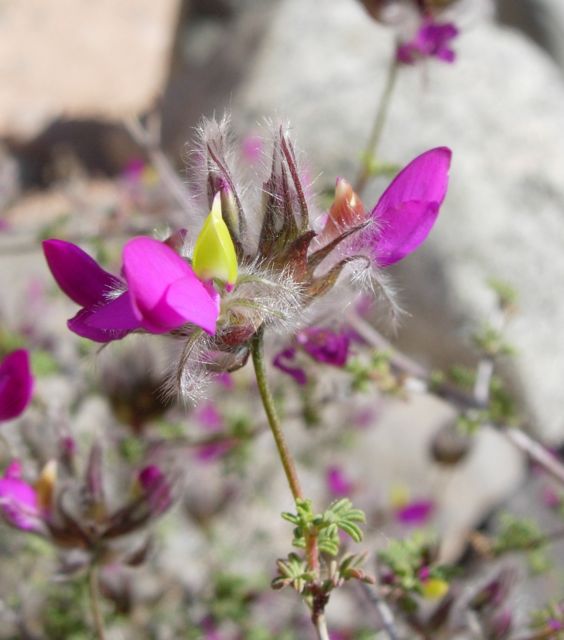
[
  {"left": 83, "top": 291, "right": 142, "bottom": 331},
  {"left": 0, "top": 473, "right": 41, "bottom": 531},
  {"left": 371, "top": 147, "right": 451, "bottom": 267},
  {"left": 0, "top": 350, "right": 33, "bottom": 421},
  {"left": 43, "top": 239, "right": 121, "bottom": 307},
  {"left": 68, "top": 296, "right": 138, "bottom": 343},
  {"left": 123, "top": 237, "right": 219, "bottom": 334}
]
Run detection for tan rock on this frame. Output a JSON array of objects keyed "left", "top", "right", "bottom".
[{"left": 0, "top": 0, "right": 180, "bottom": 138}]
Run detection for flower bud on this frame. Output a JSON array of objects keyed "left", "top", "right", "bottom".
[
  {"left": 35, "top": 460, "right": 57, "bottom": 513},
  {"left": 319, "top": 178, "right": 366, "bottom": 245},
  {"left": 422, "top": 578, "right": 449, "bottom": 600},
  {"left": 193, "top": 193, "right": 238, "bottom": 289}
]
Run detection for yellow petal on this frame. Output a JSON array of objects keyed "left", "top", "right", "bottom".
[
  {"left": 422, "top": 578, "right": 449, "bottom": 600},
  {"left": 35, "top": 460, "right": 57, "bottom": 512},
  {"left": 390, "top": 483, "right": 410, "bottom": 509},
  {"left": 193, "top": 193, "right": 238, "bottom": 287}
]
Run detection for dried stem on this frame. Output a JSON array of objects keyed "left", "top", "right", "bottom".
[
  {"left": 359, "top": 582, "right": 400, "bottom": 640},
  {"left": 87, "top": 565, "right": 107, "bottom": 640},
  {"left": 125, "top": 114, "right": 193, "bottom": 216},
  {"left": 313, "top": 612, "right": 330, "bottom": 640},
  {"left": 354, "top": 53, "right": 399, "bottom": 194},
  {"left": 347, "top": 311, "right": 564, "bottom": 485}
]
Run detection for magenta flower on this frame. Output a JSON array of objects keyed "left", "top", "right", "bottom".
[
  {"left": 138, "top": 465, "right": 173, "bottom": 516},
  {"left": 0, "top": 349, "right": 33, "bottom": 421},
  {"left": 395, "top": 499, "right": 435, "bottom": 526},
  {"left": 273, "top": 348, "right": 307, "bottom": 385},
  {"left": 366, "top": 147, "right": 451, "bottom": 266},
  {"left": 326, "top": 466, "right": 355, "bottom": 497},
  {"left": 0, "top": 460, "right": 43, "bottom": 532},
  {"left": 296, "top": 327, "right": 350, "bottom": 367},
  {"left": 319, "top": 148, "right": 451, "bottom": 269},
  {"left": 195, "top": 403, "right": 224, "bottom": 431},
  {"left": 397, "top": 19, "right": 459, "bottom": 65},
  {"left": 43, "top": 237, "right": 219, "bottom": 343}
]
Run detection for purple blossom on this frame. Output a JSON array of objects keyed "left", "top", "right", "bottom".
[
  {"left": 0, "top": 460, "right": 43, "bottom": 532},
  {"left": 326, "top": 466, "right": 355, "bottom": 497},
  {"left": 296, "top": 327, "right": 350, "bottom": 367},
  {"left": 195, "top": 441, "right": 233, "bottom": 463},
  {"left": 195, "top": 403, "right": 224, "bottom": 431},
  {"left": 395, "top": 499, "right": 435, "bottom": 526},
  {"left": 138, "top": 465, "right": 172, "bottom": 516},
  {"left": 320, "top": 148, "right": 451, "bottom": 268},
  {"left": 397, "top": 19, "right": 459, "bottom": 65},
  {"left": 0, "top": 349, "right": 33, "bottom": 422},
  {"left": 548, "top": 619, "right": 564, "bottom": 631},
  {"left": 43, "top": 237, "right": 219, "bottom": 343},
  {"left": 272, "top": 348, "right": 307, "bottom": 385},
  {"left": 542, "top": 485, "right": 561, "bottom": 509},
  {"left": 368, "top": 148, "right": 451, "bottom": 266}
]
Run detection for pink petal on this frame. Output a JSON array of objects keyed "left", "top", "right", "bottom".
[
  {"left": 84, "top": 291, "right": 142, "bottom": 331},
  {"left": 0, "top": 471, "right": 41, "bottom": 531},
  {"left": 43, "top": 239, "right": 121, "bottom": 307},
  {"left": 371, "top": 147, "right": 451, "bottom": 266},
  {"left": 123, "top": 237, "right": 219, "bottom": 334},
  {"left": 68, "top": 304, "right": 135, "bottom": 343},
  {"left": 0, "top": 350, "right": 33, "bottom": 421}
]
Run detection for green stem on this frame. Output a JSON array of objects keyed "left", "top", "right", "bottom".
[
  {"left": 87, "top": 565, "right": 107, "bottom": 640},
  {"left": 250, "top": 327, "right": 304, "bottom": 502},
  {"left": 251, "top": 328, "right": 330, "bottom": 634},
  {"left": 354, "top": 53, "right": 399, "bottom": 194}
]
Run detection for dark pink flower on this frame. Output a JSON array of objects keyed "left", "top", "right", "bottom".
[
  {"left": 296, "top": 327, "right": 350, "bottom": 367},
  {"left": 0, "top": 349, "right": 33, "bottom": 421},
  {"left": 272, "top": 347, "right": 307, "bottom": 385},
  {"left": 397, "top": 19, "right": 459, "bottom": 65},
  {"left": 195, "top": 441, "right": 233, "bottom": 463},
  {"left": 0, "top": 460, "right": 43, "bottom": 532},
  {"left": 195, "top": 403, "right": 224, "bottom": 431},
  {"left": 542, "top": 485, "right": 561, "bottom": 509},
  {"left": 548, "top": 619, "right": 564, "bottom": 631},
  {"left": 321, "top": 148, "right": 451, "bottom": 269},
  {"left": 395, "top": 499, "right": 435, "bottom": 526},
  {"left": 367, "top": 147, "right": 452, "bottom": 266},
  {"left": 138, "top": 465, "right": 172, "bottom": 516},
  {"left": 326, "top": 466, "right": 355, "bottom": 497},
  {"left": 43, "top": 237, "right": 219, "bottom": 343}
]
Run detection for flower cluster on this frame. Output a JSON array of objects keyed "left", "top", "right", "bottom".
[
  {"left": 359, "top": 0, "right": 460, "bottom": 65},
  {"left": 0, "top": 443, "right": 177, "bottom": 566},
  {"left": 43, "top": 119, "right": 450, "bottom": 401}
]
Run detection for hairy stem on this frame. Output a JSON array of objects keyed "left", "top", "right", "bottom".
[
  {"left": 88, "top": 565, "right": 106, "bottom": 640},
  {"left": 251, "top": 328, "right": 329, "bottom": 633},
  {"left": 250, "top": 326, "right": 303, "bottom": 502},
  {"left": 354, "top": 53, "right": 399, "bottom": 194}
]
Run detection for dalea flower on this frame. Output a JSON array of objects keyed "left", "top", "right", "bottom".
[
  {"left": 273, "top": 326, "right": 351, "bottom": 384},
  {"left": 43, "top": 236, "right": 219, "bottom": 343},
  {"left": 0, "top": 460, "right": 45, "bottom": 532},
  {"left": 397, "top": 18, "right": 459, "bottom": 65},
  {"left": 0, "top": 349, "right": 33, "bottom": 421},
  {"left": 44, "top": 117, "right": 450, "bottom": 401},
  {"left": 0, "top": 444, "right": 178, "bottom": 561}
]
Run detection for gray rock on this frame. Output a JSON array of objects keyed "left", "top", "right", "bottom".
[
  {"left": 498, "top": 0, "right": 564, "bottom": 70},
  {"left": 234, "top": 0, "right": 564, "bottom": 443}
]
